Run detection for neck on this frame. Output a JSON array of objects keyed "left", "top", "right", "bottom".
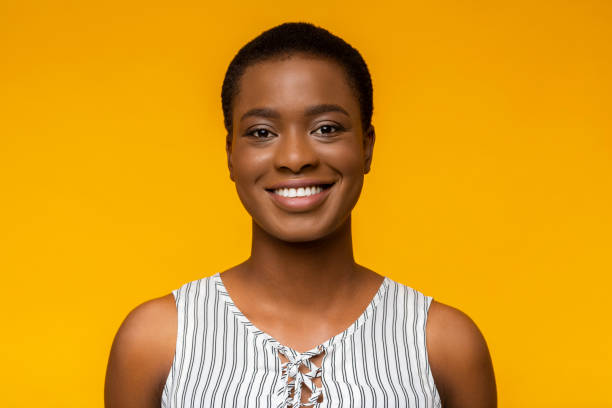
[{"left": 242, "top": 215, "right": 359, "bottom": 308}]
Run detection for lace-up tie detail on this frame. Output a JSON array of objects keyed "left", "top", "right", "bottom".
[{"left": 275, "top": 344, "right": 325, "bottom": 408}]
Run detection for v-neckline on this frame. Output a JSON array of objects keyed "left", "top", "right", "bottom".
[{"left": 212, "top": 272, "right": 389, "bottom": 357}]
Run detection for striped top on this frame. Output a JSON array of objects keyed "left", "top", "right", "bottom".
[{"left": 161, "top": 273, "right": 441, "bottom": 408}]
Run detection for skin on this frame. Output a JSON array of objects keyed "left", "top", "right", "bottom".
[{"left": 105, "top": 54, "right": 497, "bottom": 407}]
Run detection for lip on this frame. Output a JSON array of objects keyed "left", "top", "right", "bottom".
[
  {"left": 265, "top": 178, "right": 336, "bottom": 190},
  {"left": 265, "top": 180, "right": 335, "bottom": 213}
]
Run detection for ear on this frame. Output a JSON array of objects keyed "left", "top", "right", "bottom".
[
  {"left": 363, "top": 124, "right": 375, "bottom": 174},
  {"left": 226, "top": 133, "right": 235, "bottom": 181}
]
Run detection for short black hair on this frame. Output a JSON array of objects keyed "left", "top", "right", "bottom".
[{"left": 221, "top": 22, "right": 373, "bottom": 139}]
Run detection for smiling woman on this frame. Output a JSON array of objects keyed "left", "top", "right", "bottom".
[
  {"left": 104, "top": 22, "right": 496, "bottom": 408},
  {"left": 229, "top": 56, "right": 371, "bottom": 243}
]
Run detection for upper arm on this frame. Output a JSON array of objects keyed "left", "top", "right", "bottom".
[
  {"left": 104, "top": 294, "right": 177, "bottom": 408},
  {"left": 426, "top": 300, "right": 497, "bottom": 408}
]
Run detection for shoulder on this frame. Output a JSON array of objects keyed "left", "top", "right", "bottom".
[
  {"left": 112, "top": 294, "right": 178, "bottom": 352},
  {"left": 426, "top": 300, "right": 497, "bottom": 408},
  {"left": 104, "top": 294, "right": 178, "bottom": 408},
  {"left": 426, "top": 300, "right": 487, "bottom": 358}
]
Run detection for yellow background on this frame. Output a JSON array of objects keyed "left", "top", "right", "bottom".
[{"left": 1, "top": 1, "right": 611, "bottom": 407}]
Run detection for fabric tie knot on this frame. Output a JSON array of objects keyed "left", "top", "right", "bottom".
[{"left": 275, "top": 345, "right": 325, "bottom": 408}]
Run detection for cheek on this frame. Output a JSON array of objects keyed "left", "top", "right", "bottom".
[
  {"left": 230, "top": 147, "right": 279, "bottom": 219},
  {"left": 319, "top": 144, "right": 366, "bottom": 207},
  {"left": 231, "top": 147, "right": 271, "bottom": 184},
  {"left": 319, "top": 141, "right": 365, "bottom": 178}
]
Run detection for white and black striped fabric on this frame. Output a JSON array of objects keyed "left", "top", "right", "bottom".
[{"left": 161, "top": 273, "right": 441, "bottom": 408}]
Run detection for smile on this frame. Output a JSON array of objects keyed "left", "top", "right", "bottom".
[
  {"left": 273, "top": 185, "right": 327, "bottom": 198},
  {"left": 265, "top": 183, "right": 335, "bottom": 212}
]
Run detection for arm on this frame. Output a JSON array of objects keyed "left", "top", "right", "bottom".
[
  {"left": 104, "top": 294, "right": 177, "bottom": 408},
  {"left": 426, "top": 300, "right": 497, "bottom": 408}
]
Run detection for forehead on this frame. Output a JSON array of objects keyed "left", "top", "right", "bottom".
[{"left": 233, "top": 55, "right": 360, "bottom": 120}]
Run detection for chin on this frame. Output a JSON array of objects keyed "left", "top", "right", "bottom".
[
  {"left": 255, "top": 213, "right": 350, "bottom": 244},
  {"left": 260, "top": 223, "right": 331, "bottom": 243},
  {"left": 275, "top": 230, "right": 329, "bottom": 243}
]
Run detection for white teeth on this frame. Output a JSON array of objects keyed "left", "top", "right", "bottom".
[{"left": 273, "top": 185, "right": 324, "bottom": 198}]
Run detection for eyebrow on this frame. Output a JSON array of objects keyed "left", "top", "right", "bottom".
[
  {"left": 239, "top": 104, "right": 350, "bottom": 122},
  {"left": 304, "top": 104, "right": 350, "bottom": 117},
  {"left": 240, "top": 108, "right": 280, "bottom": 122}
]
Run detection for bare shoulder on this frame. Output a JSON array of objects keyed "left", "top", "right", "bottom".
[
  {"left": 426, "top": 300, "right": 497, "bottom": 408},
  {"left": 105, "top": 294, "right": 177, "bottom": 408}
]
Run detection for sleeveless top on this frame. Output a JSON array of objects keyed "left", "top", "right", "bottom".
[{"left": 161, "top": 273, "right": 442, "bottom": 408}]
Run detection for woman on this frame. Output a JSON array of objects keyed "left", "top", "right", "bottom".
[{"left": 105, "top": 22, "right": 497, "bottom": 408}]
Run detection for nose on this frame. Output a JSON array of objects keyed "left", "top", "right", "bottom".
[{"left": 274, "top": 128, "right": 319, "bottom": 173}]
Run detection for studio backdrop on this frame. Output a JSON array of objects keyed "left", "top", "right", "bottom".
[{"left": 1, "top": 1, "right": 611, "bottom": 407}]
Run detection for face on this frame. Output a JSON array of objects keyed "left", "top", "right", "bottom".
[{"left": 227, "top": 54, "right": 375, "bottom": 242}]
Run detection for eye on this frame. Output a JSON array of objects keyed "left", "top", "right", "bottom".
[
  {"left": 246, "top": 128, "right": 275, "bottom": 139},
  {"left": 312, "top": 124, "right": 344, "bottom": 136}
]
